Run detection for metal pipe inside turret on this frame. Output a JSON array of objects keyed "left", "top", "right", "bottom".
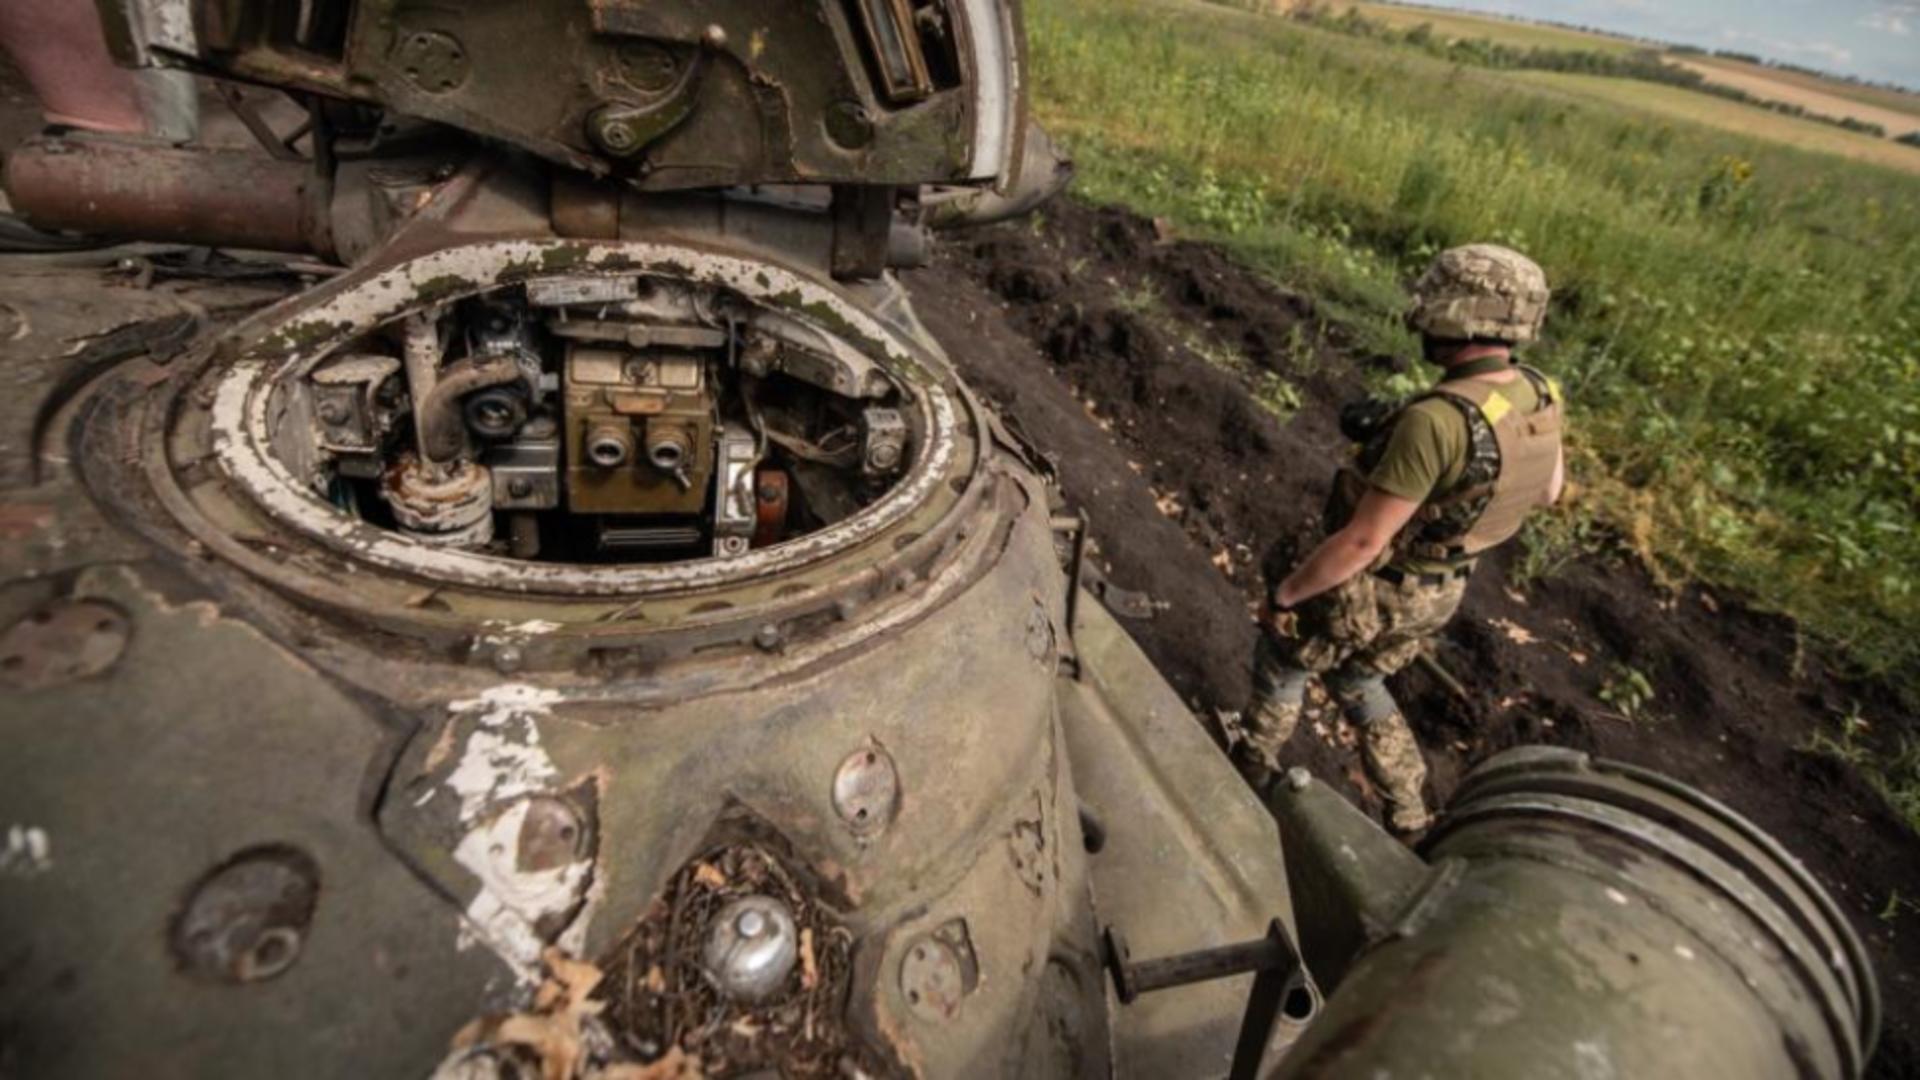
[{"left": 402, "top": 311, "right": 445, "bottom": 476}]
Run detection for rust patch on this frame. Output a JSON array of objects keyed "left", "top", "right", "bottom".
[{"left": 0, "top": 503, "right": 55, "bottom": 540}]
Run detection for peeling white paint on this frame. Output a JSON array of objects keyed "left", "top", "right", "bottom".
[
  {"left": 452, "top": 799, "right": 592, "bottom": 972},
  {"left": 473, "top": 618, "right": 564, "bottom": 654},
  {"left": 445, "top": 684, "right": 566, "bottom": 822},
  {"left": 1, "top": 824, "right": 52, "bottom": 877},
  {"left": 440, "top": 684, "right": 595, "bottom": 979},
  {"left": 960, "top": 0, "right": 1015, "bottom": 181},
  {"left": 1571, "top": 1040, "right": 1617, "bottom": 1080}
]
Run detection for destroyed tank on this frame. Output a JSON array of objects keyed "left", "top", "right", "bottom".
[{"left": 0, "top": 3, "right": 1879, "bottom": 1077}]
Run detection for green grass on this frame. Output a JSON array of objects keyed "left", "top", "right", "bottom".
[
  {"left": 1345, "top": 1, "right": 1643, "bottom": 55},
  {"left": 1808, "top": 710, "right": 1920, "bottom": 834},
  {"left": 1029, "top": 0, "right": 1920, "bottom": 692}
]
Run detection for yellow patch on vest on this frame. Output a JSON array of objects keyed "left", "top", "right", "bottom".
[{"left": 1480, "top": 392, "right": 1514, "bottom": 425}]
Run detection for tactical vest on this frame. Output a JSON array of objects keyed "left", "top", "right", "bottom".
[{"left": 1331, "top": 365, "right": 1564, "bottom": 567}]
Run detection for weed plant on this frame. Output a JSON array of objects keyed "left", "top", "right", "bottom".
[{"left": 1028, "top": 0, "right": 1920, "bottom": 691}]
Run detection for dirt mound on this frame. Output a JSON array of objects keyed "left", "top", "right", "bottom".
[{"left": 906, "top": 198, "right": 1920, "bottom": 1077}]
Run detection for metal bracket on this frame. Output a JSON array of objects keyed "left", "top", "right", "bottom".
[
  {"left": 1102, "top": 919, "right": 1316, "bottom": 1080},
  {"left": 1050, "top": 510, "right": 1088, "bottom": 680}
]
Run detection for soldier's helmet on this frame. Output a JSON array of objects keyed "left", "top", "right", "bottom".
[{"left": 1407, "top": 244, "right": 1550, "bottom": 344}]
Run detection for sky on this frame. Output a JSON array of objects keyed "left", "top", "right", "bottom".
[{"left": 1407, "top": 0, "right": 1920, "bottom": 89}]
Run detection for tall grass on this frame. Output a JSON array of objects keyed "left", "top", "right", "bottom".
[{"left": 1028, "top": 0, "right": 1920, "bottom": 688}]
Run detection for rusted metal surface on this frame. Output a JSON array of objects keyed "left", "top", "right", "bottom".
[
  {"left": 383, "top": 455, "right": 494, "bottom": 547},
  {"left": 100, "top": 0, "right": 1014, "bottom": 191},
  {"left": 169, "top": 845, "right": 321, "bottom": 984},
  {"left": 831, "top": 742, "right": 900, "bottom": 838},
  {"left": 5, "top": 134, "right": 319, "bottom": 254},
  {"left": 0, "top": 599, "right": 130, "bottom": 691},
  {"left": 751, "top": 468, "right": 790, "bottom": 547}
]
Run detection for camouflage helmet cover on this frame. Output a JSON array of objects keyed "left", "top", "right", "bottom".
[{"left": 1408, "top": 244, "right": 1551, "bottom": 344}]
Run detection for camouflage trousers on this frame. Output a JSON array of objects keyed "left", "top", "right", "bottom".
[{"left": 1244, "top": 568, "right": 1467, "bottom": 831}]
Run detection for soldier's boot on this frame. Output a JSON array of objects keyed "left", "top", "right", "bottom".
[
  {"left": 1362, "top": 712, "right": 1432, "bottom": 835},
  {"left": 1328, "top": 669, "right": 1432, "bottom": 835}
]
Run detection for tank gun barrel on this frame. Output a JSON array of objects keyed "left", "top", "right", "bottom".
[{"left": 1271, "top": 746, "right": 1878, "bottom": 1079}]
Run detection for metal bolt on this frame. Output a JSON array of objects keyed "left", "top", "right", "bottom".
[
  {"left": 599, "top": 122, "right": 637, "bottom": 151},
  {"left": 736, "top": 908, "right": 767, "bottom": 937},
  {"left": 492, "top": 644, "right": 524, "bottom": 673},
  {"left": 825, "top": 100, "right": 876, "bottom": 150},
  {"left": 833, "top": 743, "right": 899, "bottom": 836},
  {"left": 508, "top": 478, "right": 534, "bottom": 498},
  {"left": 1286, "top": 767, "right": 1312, "bottom": 792},
  {"left": 316, "top": 399, "right": 350, "bottom": 425},
  {"left": 753, "top": 624, "right": 781, "bottom": 651}
]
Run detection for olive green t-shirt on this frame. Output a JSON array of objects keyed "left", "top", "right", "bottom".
[{"left": 1367, "top": 372, "right": 1545, "bottom": 503}]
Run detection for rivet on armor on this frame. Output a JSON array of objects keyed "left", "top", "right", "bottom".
[
  {"left": 170, "top": 845, "right": 321, "bottom": 985},
  {"left": 0, "top": 599, "right": 130, "bottom": 691},
  {"left": 899, "top": 920, "right": 979, "bottom": 1024},
  {"left": 832, "top": 742, "right": 900, "bottom": 837}
]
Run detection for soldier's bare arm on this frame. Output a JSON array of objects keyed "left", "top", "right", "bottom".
[{"left": 1273, "top": 489, "right": 1421, "bottom": 611}]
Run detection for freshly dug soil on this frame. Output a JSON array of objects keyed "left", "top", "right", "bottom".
[{"left": 905, "top": 199, "right": 1920, "bottom": 1077}]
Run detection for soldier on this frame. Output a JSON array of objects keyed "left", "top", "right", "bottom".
[{"left": 1237, "top": 244, "right": 1566, "bottom": 833}]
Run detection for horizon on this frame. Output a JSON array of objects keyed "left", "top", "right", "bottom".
[{"left": 1386, "top": 0, "right": 1920, "bottom": 91}]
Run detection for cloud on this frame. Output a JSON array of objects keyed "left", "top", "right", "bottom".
[
  {"left": 1718, "top": 27, "right": 1854, "bottom": 65},
  {"left": 1860, "top": 8, "right": 1913, "bottom": 36}
]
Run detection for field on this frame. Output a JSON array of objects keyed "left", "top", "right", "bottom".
[
  {"left": 1674, "top": 58, "right": 1920, "bottom": 139},
  {"left": 1342, "top": 1, "right": 1644, "bottom": 54},
  {"left": 1016, "top": 0, "right": 1920, "bottom": 1065},
  {"left": 1684, "top": 54, "right": 1920, "bottom": 126},
  {"left": 1028, "top": 0, "right": 1920, "bottom": 692},
  {"left": 1511, "top": 70, "right": 1920, "bottom": 174}
]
